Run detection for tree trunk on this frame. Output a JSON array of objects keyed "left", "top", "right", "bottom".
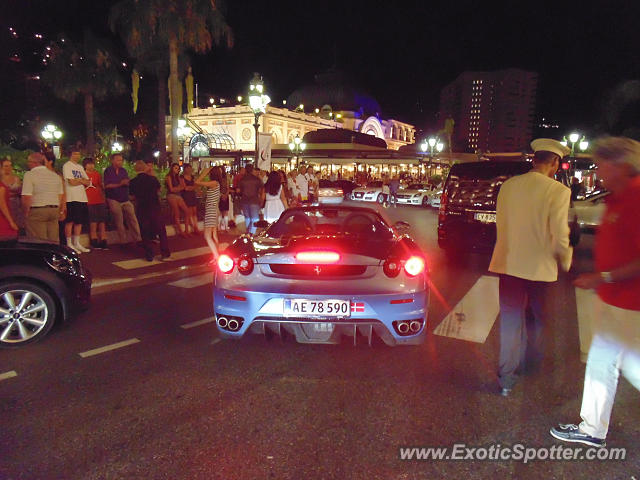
[
  {"left": 157, "top": 69, "right": 168, "bottom": 168},
  {"left": 84, "top": 93, "right": 95, "bottom": 155},
  {"left": 169, "top": 35, "right": 181, "bottom": 165}
]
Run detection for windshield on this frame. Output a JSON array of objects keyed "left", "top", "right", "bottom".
[
  {"left": 366, "top": 181, "right": 383, "bottom": 188},
  {"left": 266, "top": 208, "right": 394, "bottom": 239},
  {"left": 407, "top": 184, "right": 427, "bottom": 190}
]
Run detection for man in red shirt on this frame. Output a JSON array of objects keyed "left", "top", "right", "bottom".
[
  {"left": 83, "top": 158, "right": 108, "bottom": 249},
  {"left": 551, "top": 137, "right": 640, "bottom": 448}
]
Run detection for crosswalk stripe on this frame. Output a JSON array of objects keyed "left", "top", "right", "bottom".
[
  {"left": 112, "top": 244, "right": 229, "bottom": 270},
  {"left": 168, "top": 273, "right": 213, "bottom": 289},
  {"left": 181, "top": 317, "right": 216, "bottom": 329},
  {"left": 0, "top": 370, "right": 17, "bottom": 381},
  {"left": 434, "top": 275, "right": 500, "bottom": 343}
]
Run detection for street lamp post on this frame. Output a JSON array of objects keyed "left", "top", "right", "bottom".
[
  {"left": 176, "top": 118, "right": 192, "bottom": 164},
  {"left": 288, "top": 134, "right": 306, "bottom": 170},
  {"left": 248, "top": 73, "right": 271, "bottom": 168},
  {"left": 420, "top": 136, "right": 444, "bottom": 181},
  {"left": 561, "top": 132, "right": 589, "bottom": 157},
  {"left": 41, "top": 123, "right": 63, "bottom": 159}
]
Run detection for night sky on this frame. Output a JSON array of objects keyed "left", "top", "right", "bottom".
[{"left": 2, "top": 0, "right": 639, "bottom": 143}]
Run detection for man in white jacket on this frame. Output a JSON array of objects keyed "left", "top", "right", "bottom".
[{"left": 489, "top": 138, "right": 573, "bottom": 396}]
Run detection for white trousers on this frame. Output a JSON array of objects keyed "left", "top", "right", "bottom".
[{"left": 579, "top": 295, "right": 640, "bottom": 439}]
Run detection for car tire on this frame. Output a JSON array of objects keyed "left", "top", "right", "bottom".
[
  {"left": 377, "top": 193, "right": 385, "bottom": 204},
  {"left": 422, "top": 197, "right": 429, "bottom": 207},
  {"left": 0, "top": 281, "right": 57, "bottom": 347}
]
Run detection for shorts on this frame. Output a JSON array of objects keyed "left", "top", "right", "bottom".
[
  {"left": 65, "top": 201, "right": 89, "bottom": 225},
  {"left": 87, "top": 203, "right": 108, "bottom": 223}
]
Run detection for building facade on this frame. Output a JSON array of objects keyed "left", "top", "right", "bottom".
[
  {"left": 439, "top": 69, "right": 538, "bottom": 153},
  {"left": 167, "top": 70, "right": 416, "bottom": 159}
]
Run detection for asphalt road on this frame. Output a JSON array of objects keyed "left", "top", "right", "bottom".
[{"left": 1, "top": 202, "right": 637, "bottom": 479}]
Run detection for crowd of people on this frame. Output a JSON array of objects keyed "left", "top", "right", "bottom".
[{"left": 0, "top": 146, "right": 328, "bottom": 264}]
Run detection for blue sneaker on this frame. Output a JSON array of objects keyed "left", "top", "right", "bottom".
[{"left": 550, "top": 423, "right": 606, "bottom": 448}]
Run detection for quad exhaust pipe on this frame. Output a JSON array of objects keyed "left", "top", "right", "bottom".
[
  {"left": 217, "top": 317, "right": 228, "bottom": 328},
  {"left": 396, "top": 320, "right": 422, "bottom": 335},
  {"left": 227, "top": 319, "right": 240, "bottom": 331}
]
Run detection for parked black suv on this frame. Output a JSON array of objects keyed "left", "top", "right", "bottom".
[
  {"left": 0, "top": 239, "right": 92, "bottom": 347},
  {"left": 437, "top": 161, "right": 578, "bottom": 255}
]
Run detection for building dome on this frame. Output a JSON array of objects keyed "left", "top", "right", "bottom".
[{"left": 287, "top": 69, "right": 381, "bottom": 118}]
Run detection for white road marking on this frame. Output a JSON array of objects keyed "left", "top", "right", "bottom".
[
  {"left": 168, "top": 273, "right": 213, "bottom": 289},
  {"left": 434, "top": 275, "right": 500, "bottom": 343},
  {"left": 112, "top": 244, "right": 228, "bottom": 270},
  {"left": 79, "top": 338, "right": 140, "bottom": 358},
  {"left": 92, "top": 277, "right": 134, "bottom": 288},
  {"left": 0, "top": 370, "right": 17, "bottom": 381},
  {"left": 181, "top": 317, "right": 216, "bottom": 329},
  {"left": 211, "top": 338, "right": 221, "bottom": 345}
]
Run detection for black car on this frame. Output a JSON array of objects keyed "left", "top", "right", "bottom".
[
  {"left": 437, "top": 161, "right": 579, "bottom": 255},
  {"left": 0, "top": 239, "right": 92, "bottom": 347}
]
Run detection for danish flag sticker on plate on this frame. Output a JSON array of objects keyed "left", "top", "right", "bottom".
[{"left": 351, "top": 302, "right": 365, "bottom": 313}]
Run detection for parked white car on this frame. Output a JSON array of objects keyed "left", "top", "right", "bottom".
[
  {"left": 570, "top": 190, "right": 608, "bottom": 232},
  {"left": 350, "top": 181, "right": 387, "bottom": 203},
  {"left": 427, "top": 189, "right": 443, "bottom": 208},
  {"left": 395, "top": 183, "right": 433, "bottom": 207}
]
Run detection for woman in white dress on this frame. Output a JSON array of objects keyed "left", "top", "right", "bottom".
[{"left": 263, "top": 171, "right": 288, "bottom": 223}]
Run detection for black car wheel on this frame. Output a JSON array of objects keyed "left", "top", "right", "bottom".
[
  {"left": 377, "top": 193, "right": 385, "bottom": 204},
  {"left": 422, "top": 196, "right": 429, "bottom": 207},
  {"left": 0, "top": 281, "right": 57, "bottom": 347}
]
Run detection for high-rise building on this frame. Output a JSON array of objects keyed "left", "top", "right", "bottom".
[{"left": 439, "top": 69, "right": 538, "bottom": 152}]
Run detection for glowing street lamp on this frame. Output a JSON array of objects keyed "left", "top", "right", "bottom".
[
  {"left": 560, "top": 132, "right": 589, "bottom": 157},
  {"left": 248, "top": 73, "right": 271, "bottom": 165},
  {"left": 41, "top": 123, "right": 63, "bottom": 142},
  {"left": 41, "top": 123, "right": 63, "bottom": 159},
  {"left": 111, "top": 141, "right": 123, "bottom": 153},
  {"left": 288, "top": 134, "right": 306, "bottom": 168},
  {"left": 419, "top": 136, "right": 444, "bottom": 180}
]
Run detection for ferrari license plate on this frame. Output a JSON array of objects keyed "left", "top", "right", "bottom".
[
  {"left": 283, "top": 299, "right": 351, "bottom": 317},
  {"left": 474, "top": 212, "right": 496, "bottom": 223}
]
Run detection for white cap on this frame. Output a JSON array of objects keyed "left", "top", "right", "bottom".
[{"left": 530, "top": 138, "right": 570, "bottom": 158}]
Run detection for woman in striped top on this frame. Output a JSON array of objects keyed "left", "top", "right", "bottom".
[{"left": 195, "top": 165, "right": 221, "bottom": 263}]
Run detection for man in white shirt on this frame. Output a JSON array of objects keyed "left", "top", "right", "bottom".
[
  {"left": 296, "top": 165, "right": 309, "bottom": 203},
  {"left": 62, "top": 150, "right": 91, "bottom": 253},
  {"left": 21, "top": 152, "right": 65, "bottom": 242},
  {"left": 489, "top": 138, "right": 573, "bottom": 396}
]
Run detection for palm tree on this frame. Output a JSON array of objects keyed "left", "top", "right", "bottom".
[
  {"left": 42, "top": 31, "right": 126, "bottom": 154},
  {"left": 109, "top": 0, "right": 232, "bottom": 165}
]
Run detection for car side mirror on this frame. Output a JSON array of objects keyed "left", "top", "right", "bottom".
[{"left": 393, "top": 221, "right": 411, "bottom": 233}]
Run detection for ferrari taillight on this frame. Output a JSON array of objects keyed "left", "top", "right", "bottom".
[
  {"left": 237, "top": 254, "right": 254, "bottom": 275},
  {"left": 383, "top": 258, "right": 401, "bottom": 277},
  {"left": 404, "top": 256, "right": 425, "bottom": 277},
  {"left": 217, "top": 254, "right": 234, "bottom": 274},
  {"left": 295, "top": 251, "right": 341, "bottom": 263}
]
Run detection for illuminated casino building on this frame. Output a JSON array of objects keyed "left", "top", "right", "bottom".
[{"left": 168, "top": 69, "right": 417, "bottom": 161}]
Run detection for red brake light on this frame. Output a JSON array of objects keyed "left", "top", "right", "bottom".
[
  {"left": 217, "top": 254, "right": 234, "bottom": 273},
  {"left": 295, "top": 251, "right": 341, "bottom": 263},
  {"left": 404, "top": 256, "right": 425, "bottom": 276}
]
